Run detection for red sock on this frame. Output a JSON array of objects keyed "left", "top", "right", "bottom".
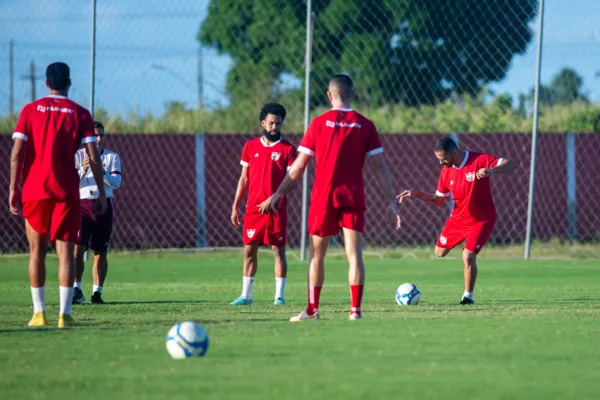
[
  {"left": 307, "top": 285, "right": 322, "bottom": 315},
  {"left": 350, "top": 285, "right": 364, "bottom": 314}
]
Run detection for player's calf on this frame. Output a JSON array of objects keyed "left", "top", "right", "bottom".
[{"left": 434, "top": 246, "right": 451, "bottom": 258}]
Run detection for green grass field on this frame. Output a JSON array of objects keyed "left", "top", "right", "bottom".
[{"left": 1, "top": 252, "right": 599, "bottom": 399}]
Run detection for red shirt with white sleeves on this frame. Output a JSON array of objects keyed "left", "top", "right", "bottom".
[
  {"left": 299, "top": 108, "right": 383, "bottom": 210},
  {"left": 240, "top": 137, "right": 297, "bottom": 213},
  {"left": 13, "top": 95, "right": 96, "bottom": 202},
  {"left": 436, "top": 151, "right": 503, "bottom": 223}
]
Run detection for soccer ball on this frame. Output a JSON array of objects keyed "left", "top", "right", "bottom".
[
  {"left": 165, "top": 321, "right": 209, "bottom": 359},
  {"left": 395, "top": 283, "right": 421, "bottom": 306}
]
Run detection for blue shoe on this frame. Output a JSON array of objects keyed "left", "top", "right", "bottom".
[
  {"left": 274, "top": 297, "right": 285, "bottom": 305},
  {"left": 231, "top": 297, "right": 252, "bottom": 305}
]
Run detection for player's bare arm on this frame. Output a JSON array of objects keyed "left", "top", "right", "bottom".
[
  {"left": 231, "top": 166, "right": 249, "bottom": 227},
  {"left": 86, "top": 141, "right": 107, "bottom": 216},
  {"left": 476, "top": 158, "right": 516, "bottom": 179},
  {"left": 8, "top": 138, "right": 26, "bottom": 216},
  {"left": 397, "top": 190, "right": 446, "bottom": 207},
  {"left": 369, "top": 153, "right": 401, "bottom": 229},
  {"left": 259, "top": 152, "right": 312, "bottom": 213}
]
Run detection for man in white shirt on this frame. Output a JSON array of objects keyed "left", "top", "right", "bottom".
[{"left": 73, "top": 121, "right": 122, "bottom": 304}]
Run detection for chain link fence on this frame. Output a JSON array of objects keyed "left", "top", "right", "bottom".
[{"left": 1, "top": 0, "right": 599, "bottom": 256}]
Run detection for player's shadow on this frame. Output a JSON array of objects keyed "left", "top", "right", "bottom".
[
  {"left": 95, "top": 300, "right": 221, "bottom": 305},
  {"left": 492, "top": 298, "right": 600, "bottom": 304}
]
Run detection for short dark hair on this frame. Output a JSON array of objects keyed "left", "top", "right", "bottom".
[
  {"left": 94, "top": 121, "right": 104, "bottom": 130},
  {"left": 329, "top": 74, "right": 354, "bottom": 99},
  {"left": 46, "top": 62, "right": 71, "bottom": 91},
  {"left": 434, "top": 136, "right": 459, "bottom": 152},
  {"left": 259, "top": 103, "right": 286, "bottom": 122}
]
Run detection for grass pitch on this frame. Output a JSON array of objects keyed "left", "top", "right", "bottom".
[{"left": 1, "top": 252, "right": 599, "bottom": 399}]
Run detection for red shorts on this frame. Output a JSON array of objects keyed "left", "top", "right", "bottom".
[
  {"left": 22, "top": 199, "right": 80, "bottom": 243},
  {"left": 308, "top": 207, "right": 365, "bottom": 237},
  {"left": 243, "top": 209, "right": 287, "bottom": 246},
  {"left": 436, "top": 218, "right": 495, "bottom": 254}
]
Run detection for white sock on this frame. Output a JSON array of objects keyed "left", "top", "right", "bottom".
[
  {"left": 241, "top": 276, "right": 254, "bottom": 300},
  {"left": 74, "top": 281, "right": 81, "bottom": 289},
  {"left": 93, "top": 285, "right": 102, "bottom": 293},
  {"left": 463, "top": 291, "right": 474, "bottom": 300},
  {"left": 275, "top": 277, "right": 286, "bottom": 299},
  {"left": 59, "top": 286, "right": 73, "bottom": 315},
  {"left": 31, "top": 286, "right": 45, "bottom": 313}
]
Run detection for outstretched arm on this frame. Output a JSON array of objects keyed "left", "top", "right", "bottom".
[{"left": 397, "top": 190, "right": 447, "bottom": 207}]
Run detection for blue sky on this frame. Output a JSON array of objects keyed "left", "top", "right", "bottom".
[{"left": 1, "top": 0, "right": 599, "bottom": 117}]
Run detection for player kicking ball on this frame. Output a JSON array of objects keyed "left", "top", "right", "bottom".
[
  {"left": 397, "top": 136, "right": 515, "bottom": 305},
  {"left": 230, "top": 103, "right": 297, "bottom": 306}
]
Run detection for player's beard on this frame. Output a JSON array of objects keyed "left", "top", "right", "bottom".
[{"left": 263, "top": 129, "right": 281, "bottom": 143}]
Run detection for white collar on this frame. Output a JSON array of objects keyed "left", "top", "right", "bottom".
[
  {"left": 332, "top": 107, "right": 353, "bottom": 112},
  {"left": 46, "top": 95, "right": 67, "bottom": 99},
  {"left": 260, "top": 137, "right": 282, "bottom": 147},
  {"left": 453, "top": 150, "right": 469, "bottom": 169}
]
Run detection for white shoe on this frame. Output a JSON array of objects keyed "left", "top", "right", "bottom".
[
  {"left": 289, "top": 309, "right": 319, "bottom": 322},
  {"left": 349, "top": 312, "right": 362, "bottom": 321}
]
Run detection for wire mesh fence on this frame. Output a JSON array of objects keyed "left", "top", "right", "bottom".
[{"left": 0, "top": 0, "right": 599, "bottom": 256}]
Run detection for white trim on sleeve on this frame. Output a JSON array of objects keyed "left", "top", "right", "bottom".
[
  {"left": 298, "top": 146, "right": 315, "bottom": 156},
  {"left": 367, "top": 147, "right": 383, "bottom": 156},
  {"left": 12, "top": 132, "right": 27, "bottom": 141},
  {"left": 81, "top": 136, "right": 97, "bottom": 144},
  {"left": 240, "top": 160, "right": 249, "bottom": 167},
  {"left": 286, "top": 166, "right": 291, "bottom": 171},
  {"left": 435, "top": 190, "right": 451, "bottom": 197},
  {"left": 496, "top": 158, "right": 504, "bottom": 167}
]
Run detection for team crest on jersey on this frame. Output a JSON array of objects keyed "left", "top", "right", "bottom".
[
  {"left": 439, "top": 235, "right": 447, "bottom": 245},
  {"left": 465, "top": 172, "right": 475, "bottom": 182},
  {"left": 247, "top": 229, "right": 256, "bottom": 239},
  {"left": 271, "top": 152, "right": 281, "bottom": 161}
]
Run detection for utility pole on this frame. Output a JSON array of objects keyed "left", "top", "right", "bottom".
[
  {"left": 197, "top": 46, "right": 203, "bottom": 109},
  {"left": 8, "top": 40, "right": 14, "bottom": 115},
  {"left": 19, "top": 60, "right": 44, "bottom": 102}
]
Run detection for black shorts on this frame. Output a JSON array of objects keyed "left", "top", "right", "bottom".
[{"left": 78, "top": 198, "right": 114, "bottom": 252}]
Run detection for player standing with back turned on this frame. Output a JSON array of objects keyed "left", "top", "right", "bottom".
[
  {"left": 259, "top": 75, "right": 401, "bottom": 321},
  {"left": 9, "top": 62, "right": 107, "bottom": 328},
  {"left": 230, "top": 103, "right": 297, "bottom": 305},
  {"left": 397, "top": 136, "right": 515, "bottom": 304}
]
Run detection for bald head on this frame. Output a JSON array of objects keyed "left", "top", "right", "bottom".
[{"left": 328, "top": 74, "right": 355, "bottom": 102}]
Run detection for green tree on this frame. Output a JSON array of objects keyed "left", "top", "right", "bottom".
[
  {"left": 199, "top": 0, "right": 537, "bottom": 107},
  {"left": 530, "top": 67, "right": 589, "bottom": 107}
]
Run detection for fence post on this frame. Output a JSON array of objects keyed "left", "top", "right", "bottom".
[
  {"left": 196, "top": 134, "right": 207, "bottom": 247},
  {"left": 566, "top": 132, "right": 577, "bottom": 241},
  {"left": 524, "top": 0, "right": 545, "bottom": 260},
  {"left": 300, "top": 0, "right": 313, "bottom": 261}
]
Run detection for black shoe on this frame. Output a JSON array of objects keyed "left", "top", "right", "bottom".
[
  {"left": 72, "top": 287, "right": 86, "bottom": 304},
  {"left": 91, "top": 291, "right": 105, "bottom": 304},
  {"left": 459, "top": 296, "right": 475, "bottom": 305}
]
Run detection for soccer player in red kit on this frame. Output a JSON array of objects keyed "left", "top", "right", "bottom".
[
  {"left": 259, "top": 75, "right": 401, "bottom": 321},
  {"left": 230, "top": 103, "right": 297, "bottom": 305},
  {"left": 8, "top": 62, "right": 107, "bottom": 328},
  {"left": 397, "top": 136, "right": 515, "bottom": 304}
]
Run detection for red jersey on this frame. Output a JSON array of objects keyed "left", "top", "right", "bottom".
[
  {"left": 436, "top": 151, "right": 503, "bottom": 223},
  {"left": 299, "top": 108, "right": 383, "bottom": 209},
  {"left": 240, "top": 137, "right": 297, "bottom": 212},
  {"left": 13, "top": 95, "right": 96, "bottom": 202}
]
